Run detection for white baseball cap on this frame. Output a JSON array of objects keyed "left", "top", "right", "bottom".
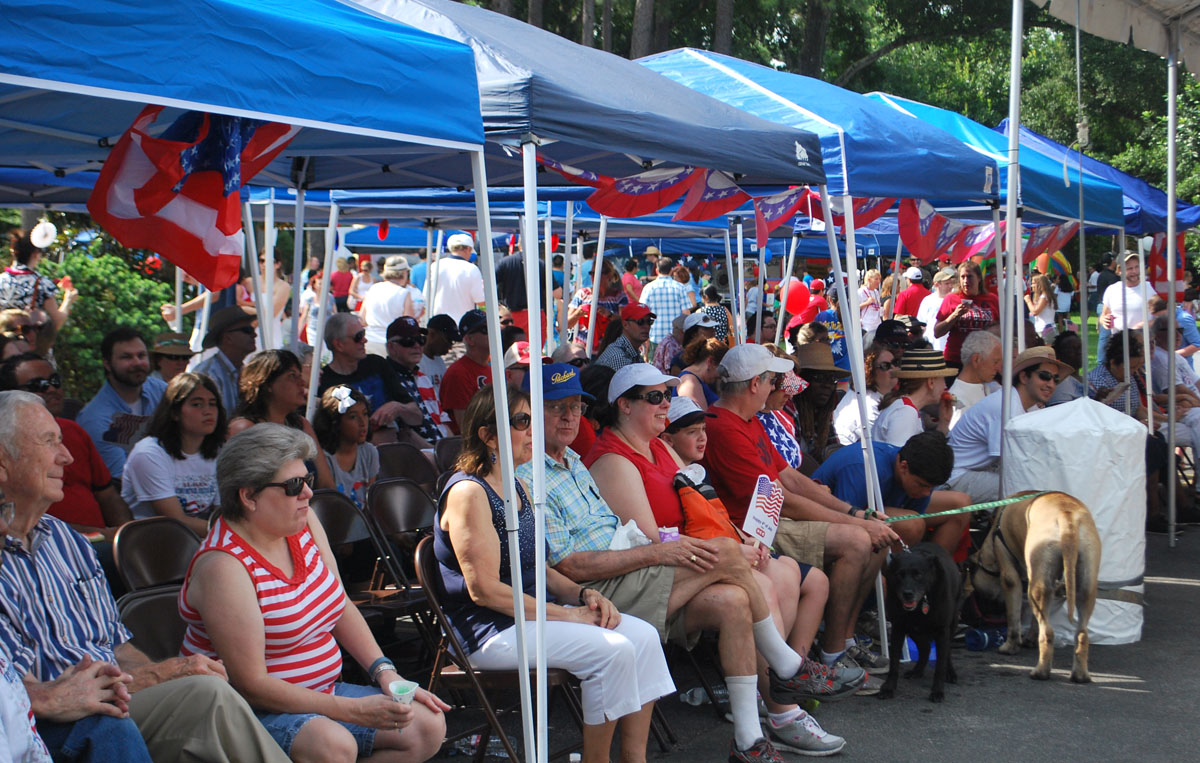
[
  {"left": 904, "top": 266, "right": 924, "bottom": 281},
  {"left": 666, "top": 395, "right": 716, "bottom": 432},
  {"left": 718, "top": 343, "right": 793, "bottom": 383},
  {"left": 607, "top": 363, "right": 680, "bottom": 402},
  {"left": 683, "top": 312, "right": 718, "bottom": 332},
  {"left": 446, "top": 233, "right": 474, "bottom": 252}
]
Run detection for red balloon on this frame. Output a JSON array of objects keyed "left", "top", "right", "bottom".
[
  {"left": 550, "top": 234, "right": 560, "bottom": 253},
  {"left": 782, "top": 278, "right": 810, "bottom": 315},
  {"left": 377, "top": 219, "right": 389, "bottom": 241}
]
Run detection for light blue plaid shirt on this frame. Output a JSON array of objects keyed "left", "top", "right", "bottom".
[
  {"left": 516, "top": 448, "right": 620, "bottom": 565},
  {"left": 639, "top": 277, "right": 692, "bottom": 344}
]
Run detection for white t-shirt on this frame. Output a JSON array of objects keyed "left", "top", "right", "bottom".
[
  {"left": 859, "top": 287, "right": 882, "bottom": 332},
  {"left": 1055, "top": 284, "right": 1073, "bottom": 313},
  {"left": 948, "top": 378, "right": 1000, "bottom": 430},
  {"left": 947, "top": 389, "right": 1033, "bottom": 481},
  {"left": 872, "top": 398, "right": 923, "bottom": 446},
  {"left": 362, "top": 280, "right": 413, "bottom": 344},
  {"left": 917, "top": 293, "right": 946, "bottom": 351},
  {"left": 419, "top": 354, "right": 447, "bottom": 396},
  {"left": 121, "top": 436, "right": 219, "bottom": 520},
  {"left": 832, "top": 389, "right": 882, "bottom": 445},
  {"left": 430, "top": 256, "right": 485, "bottom": 323},
  {"left": 1031, "top": 297, "right": 1056, "bottom": 336},
  {"left": 404, "top": 284, "right": 426, "bottom": 321},
  {"left": 1101, "top": 281, "right": 1146, "bottom": 331},
  {"left": 1088, "top": 270, "right": 1100, "bottom": 293}
]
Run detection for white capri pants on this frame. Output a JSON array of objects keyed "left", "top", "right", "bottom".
[{"left": 468, "top": 614, "right": 676, "bottom": 726}]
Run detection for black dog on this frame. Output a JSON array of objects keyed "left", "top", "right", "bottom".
[{"left": 879, "top": 543, "right": 961, "bottom": 703}]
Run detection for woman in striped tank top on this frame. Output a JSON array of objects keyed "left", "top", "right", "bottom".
[{"left": 179, "top": 424, "right": 448, "bottom": 761}]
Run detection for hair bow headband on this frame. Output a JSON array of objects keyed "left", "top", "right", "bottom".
[{"left": 330, "top": 386, "right": 355, "bottom": 415}]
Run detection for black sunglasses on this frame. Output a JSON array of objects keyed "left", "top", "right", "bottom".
[
  {"left": 349, "top": 330, "right": 367, "bottom": 343},
  {"left": 634, "top": 317, "right": 656, "bottom": 327},
  {"left": 629, "top": 390, "right": 669, "bottom": 405},
  {"left": 1034, "top": 370, "right": 1060, "bottom": 384},
  {"left": 256, "top": 473, "right": 316, "bottom": 497},
  {"left": 875, "top": 360, "right": 895, "bottom": 372},
  {"left": 19, "top": 323, "right": 46, "bottom": 337},
  {"left": 510, "top": 412, "right": 532, "bottom": 431},
  {"left": 19, "top": 373, "right": 62, "bottom": 393},
  {"left": 230, "top": 326, "right": 257, "bottom": 337},
  {"left": 389, "top": 336, "right": 426, "bottom": 347},
  {"left": 566, "top": 358, "right": 588, "bottom": 368}
]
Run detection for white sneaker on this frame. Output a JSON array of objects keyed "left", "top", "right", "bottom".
[{"left": 767, "top": 712, "right": 846, "bottom": 757}]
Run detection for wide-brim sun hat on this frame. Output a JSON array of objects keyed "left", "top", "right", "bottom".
[
  {"left": 793, "top": 343, "right": 851, "bottom": 378},
  {"left": 1012, "top": 346, "right": 1075, "bottom": 379},
  {"left": 893, "top": 347, "right": 957, "bottom": 378}
]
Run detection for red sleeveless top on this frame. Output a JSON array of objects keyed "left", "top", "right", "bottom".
[{"left": 583, "top": 428, "right": 684, "bottom": 528}]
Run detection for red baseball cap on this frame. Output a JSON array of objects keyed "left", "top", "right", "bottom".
[{"left": 621, "top": 303, "right": 653, "bottom": 321}]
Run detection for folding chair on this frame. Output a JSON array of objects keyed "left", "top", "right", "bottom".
[
  {"left": 118, "top": 584, "right": 188, "bottom": 662},
  {"left": 112, "top": 516, "right": 202, "bottom": 592},
  {"left": 434, "top": 435, "right": 463, "bottom": 473},
  {"left": 414, "top": 537, "right": 584, "bottom": 761},
  {"left": 367, "top": 477, "right": 437, "bottom": 590},
  {"left": 377, "top": 442, "right": 440, "bottom": 496}
]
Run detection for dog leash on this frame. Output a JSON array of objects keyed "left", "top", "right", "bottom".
[{"left": 878, "top": 491, "right": 1051, "bottom": 525}]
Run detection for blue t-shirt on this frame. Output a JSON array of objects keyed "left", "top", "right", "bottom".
[
  {"left": 1177, "top": 306, "right": 1200, "bottom": 370},
  {"left": 811, "top": 441, "right": 931, "bottom": 514},
  {"left": 815, "top": 308, "right": 851, "bottom": 371},
  {"left": 410, "top": 260, "right": 428, "bottom": 290}
]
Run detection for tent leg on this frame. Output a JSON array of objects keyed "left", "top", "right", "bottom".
[
  {"left": 305, "top": 203, "right": 339, "bottom": 420},
  {"left": 290, "top": 189, "right": 306, "bottom": 347},
  {"left": 585, "top": 218, "right": 608, "bottom": 358},
  {"left": 776, "top": 235, "right": 798, "bottom": 348},
  {"left": 1167, "top": 22, "right": 1180, "bottom": 547}
]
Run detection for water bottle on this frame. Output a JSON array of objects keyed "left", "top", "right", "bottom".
[
  {"left": 964, "top": 627, "right": 1007, "bottom": 652},
  {"left": 679, "top": 687, "right": 709, "bottom": 706}
]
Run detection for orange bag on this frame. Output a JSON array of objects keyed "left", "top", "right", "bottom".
[{"left": 677, "top": 483, "right": 741, "bottom": 542}]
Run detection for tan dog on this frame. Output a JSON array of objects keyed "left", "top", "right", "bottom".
[{"left": 970, "top": 491, "right": 1101, "bottom": 682}]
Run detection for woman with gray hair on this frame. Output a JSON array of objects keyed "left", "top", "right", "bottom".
[{"left": 179, "top": 423, "right": 448, "bottom": 762}]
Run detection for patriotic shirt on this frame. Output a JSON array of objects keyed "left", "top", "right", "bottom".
[
  {"left": 0, "top": 649, "right": 50, "bottom": 762},
  {"left": 0, "top": 264, "right": 57, "bottom": 312},
  {"left": 390, "top": 360, "right": 451, "bottom": 442},
  {"left": 569, "top": 287, "right": 628, "bottom": 347},
  {"left": 180, "top": 516, "right": 346, "bottom": 693}
]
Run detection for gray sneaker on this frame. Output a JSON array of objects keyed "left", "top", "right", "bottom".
[
  {"left": 854, "top": 672, "right": 884, "bottom": 696},
  {"left": 768, "top": 658, "right": 864, "bottom": 704},
  {"left": 846, "top": 643, "right": 889, "bottom": 672},
  {"left": 767, "top": 712, "right": 846, "bottom": 757}
]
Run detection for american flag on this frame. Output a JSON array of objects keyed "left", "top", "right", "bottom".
[
  {"left": 899, "top": 199, "right": 968, "bottom": 265},
  {"left": 752, "top": 186, "right": 813, "bottom": 248},
  {"left": 673, "top": 170, "right": 751, "bottom": 221},
  {"left": 753, "top": 475, "right": 783, "bottom": 524},
  {"left": 806, "top": 194, "right": 897, "bottom": 230},
  {"left": 1147, "top": 232, "right": 1188, "bottom": 300},
  {"left": 1023, "top": 222, "right": 1079, "bottom": 264},
  {"left": 535, "top": 155, "right": 613, "bottom": 188},
  {"left": 951, "top": 221, "right": 1003, "bottom": 263},
  {"left": 587, "top": 165, "right": 703, "bottom": 218}
]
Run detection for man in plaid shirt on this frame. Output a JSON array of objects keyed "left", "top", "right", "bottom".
[{"left": 638, "top": 257, "right": 692, "bottom": 357}]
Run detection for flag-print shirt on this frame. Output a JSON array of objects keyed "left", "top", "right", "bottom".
[
  {"left": 0, "top": 648, "right": 50, "bottom": 762},
  {"left": 391, "top": 361, "right": 451, "bottom": 442}
]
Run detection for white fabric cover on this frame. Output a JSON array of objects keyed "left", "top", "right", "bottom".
[{"left": 1002, "top": 397, "right": 1145, "bottom": 645}]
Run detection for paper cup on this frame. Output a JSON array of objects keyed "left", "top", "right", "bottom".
[{"left": 388, "top": 679, "right": 418, "bottom": 704}]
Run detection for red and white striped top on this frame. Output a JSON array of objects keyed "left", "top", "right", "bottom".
[{"left": 179, "top": 516, "right": 346, "bottom": 693}]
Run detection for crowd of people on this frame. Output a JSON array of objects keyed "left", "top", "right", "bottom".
[{"left": 0, "top": 224, "right": 1182, "bottom": 762}]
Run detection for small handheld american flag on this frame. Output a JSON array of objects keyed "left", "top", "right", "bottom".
[{"left": 743, "top": 474, "right": 783, "bottom": 547}]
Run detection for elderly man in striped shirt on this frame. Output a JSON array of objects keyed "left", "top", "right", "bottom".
[{"left": 0, "top": 391, "right": 289, "bottom": 763}]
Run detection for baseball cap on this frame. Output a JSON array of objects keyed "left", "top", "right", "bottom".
[
  {"left": 446, "top": 233, "right": 474, "bottom": 251},
  {"left": 426, "top": 314, "right": 461, "bottom": 343},
  {"left": 458, "top": 309, "right": 488, "bottom": 336},
  {"left": 904, "top": 266, "right": 924, "bottom": 282},
  {"left": 718, "top": 344, "right": 792, "bottom": 383},
  {"left": 504, "top": 341, "right": 531, "bottom": 368},
  {"left": 202, "top": 306, "right": 255, "bottom": 349},
  {"left": 810, "top": 279, "right": 824, "bottom": 292},
  {"left": 621, "top": 303, "right": 653, "bottom": 321},
  {"left": 386, "top": 316, "right": 425, "bottom": 340},
  {"left": 607, "top": 363, "right": 680, "bottom": 402},
  {"left": 894, "top": 315, "right": 925, "bottom": 333},
  {"left": 874, "top": 319, "right": 911, "bottom": 347},
  {"left": 152, "top": 332, "right": 193, "bottom": 357},
  {"left": 932, "top": 267, "right": 957, "bottom": 284},
  {"left": 524, "top": 362, "right": 594, "bottom": 401},
  {"left": 666, "top": 395, "right": 715, "bottom": 432},
  {"left": 683, "top": 312, "right": 718, "bottom": 332}
]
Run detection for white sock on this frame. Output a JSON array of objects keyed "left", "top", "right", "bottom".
[
  {"left": 726, "top": 675, "right": 763, "bottom": 750},
  {"left": 844, "top": 637, "right": 857, "bottom": 650},
  {"left": 819, "top": 648, "right": 844, "bottom": 667},
  {"left": 752, "top": 616, "right": 802, "bottom": 678},
  {"left": 767, "top": 707, "right": 803, "bottom": 728}
]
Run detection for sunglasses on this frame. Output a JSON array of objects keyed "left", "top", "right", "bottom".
[
  {"left": 629, "top": 390, "right": 669, "bottom": 405},
  {"left": 633, "top": 317, "right": 656, "bottom": 326},
  {"left": 19, "top": 373, "right": 62, "bottom": 393},
  {"left": 389, "top": 336, "right": 426, "bottom": 347},
  {"left": 19, "top": 323, "right": 46, "bottom": 337},
  {"left": 230, "top": 326, "right": 257, "bottom": 337},
  {"left": 875, "top": 361, "right": 895, "bottom": 372},
  {"left": 1034, "top": 370, "right": 1060, "bottom": 384},
  {"left": 257, "top": 472, "right": 316, "bottom": 497},
  {"left": 348, "top": 330, "right": 367, "bottom": 343},
  {"left": 510, "top": 412, "right": 532, "bottom": 431},
  {"left": 566, "top": 358, "right": 588, "bottom": 368}
]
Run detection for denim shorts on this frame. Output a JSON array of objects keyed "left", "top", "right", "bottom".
[{"left": 255, "top": 682, "right": 383, "bottom": 756}]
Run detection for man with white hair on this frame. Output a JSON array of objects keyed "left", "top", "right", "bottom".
[
  {"left": 947, "top": 330, "right": 1002, "bottom": 429},
  {"left": 361, "top": 256, "right": 418, "bottom": 356},
  {"left": 0, "top": 391, "right": 289, "bottom": 763},
  {"left": 429, "top": 233, "right": 485, "bottom": 323}
]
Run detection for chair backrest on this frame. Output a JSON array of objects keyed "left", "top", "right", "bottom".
[
  {"left": 377, "top": 442, "right": 440, "bottom": 489},
  {"left": 117, "top": 585, "right": 188, "bottom": 662},
  {"left": 434, "top": 435, "right": 463, "bottom": 473},
  {"left": 368, "top": 478, "right": 438, "bottom": 536},
  {"left": 308, "top": 489, "right": 374, "bottom": 546},
  {"left": 112, "top": 517, "right": 202, "bottom": 592},
  {"left": 414, "top": 536, "right": 475, "bottom": 671}
]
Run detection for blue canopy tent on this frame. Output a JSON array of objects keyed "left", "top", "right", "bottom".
[{"left": 995, "top": 120, "right": 1200, "bottom": 235}]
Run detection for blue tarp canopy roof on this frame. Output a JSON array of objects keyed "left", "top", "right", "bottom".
[
  {"left": 866, "top": 92, "right": 1126, "bottom": 227},
  {"left": 995, "top": 119, "right": 1200, "bottom": 236},
  {"left": 638, "top": 48, "right": 997, "bottom": 202},
  {"left": 348, "top": 0, "right": 825, "bottom": 187},
  {"left": 0, "top": 0, "right": 485, "bottom": 189}
]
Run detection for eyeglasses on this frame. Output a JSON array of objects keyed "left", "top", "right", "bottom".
[
  {"left": 348, "top": 330, "right": 367, "bottom": 343},
  {"left": 633, "top": 317, "right": 656, "bottom": 327},
  {"left": 1034, "top": 370, "right": 1060, "bottom": 384},
  {"left": 875, "top": 361, "right": 895, "bottom": 372},
  {"left": 566, "top": 358, "right": 588, "bottom": 368},
  {"left": 510, "top": 412, "right": 532, "bottom": 430},
  {"left": 389, "top": 336, "right": 425, "bottom": 348},
  {"left": 256, "top": 472, "right": 316, "bottom": 497},
  {"left": 546, "top": 400, "right": 587, "bottom": 417},
  {"left": 19, "top": 373, "right": 62, "bottom": 393},
  {"left": 629, "top": 390, "right": 668, "bottom": 405}
]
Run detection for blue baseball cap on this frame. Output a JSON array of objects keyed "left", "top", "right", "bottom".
[{"left": 523, "top": 362, "right": 594, "bottom": 402}]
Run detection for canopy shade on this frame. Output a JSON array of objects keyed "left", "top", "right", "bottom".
[
  {"left": 866, "top": 92, "right": 1126, "bottom": 227},
  {"left": 0, "top": 0, "right": 484, "bottom": 187},
  {"left": 1033, "top": 0, "right": 1200, "bottom": 78},
  {"left": 995, "top": 119, "right": 1200, "bottom": 235},
  {"left": 638, "top": 48, "right": 997, "bottom": 202},
  {"left": 348, "top": 0, "right": 825, "bottom": 187}
]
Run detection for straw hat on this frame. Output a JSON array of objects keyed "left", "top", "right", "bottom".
[
  {"left": 1012, "top": 346, "right": 1074, "bottom": 379},
  {"left": 893, "top": 347, "right": 956, "bottom": 379},
  {"left": 794, "top": 343, "right": 851, "bottom": 378}
]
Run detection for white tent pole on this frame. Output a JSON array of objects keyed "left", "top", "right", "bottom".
[
  {"left": 755, "top": 244, "right": 766, "bottom": 342},
  {"left": 776, "top": 235, "right": 799, "bottom": 347},
  {"left": 1137, "top": 239, "right": 1153, "bottom": 436},
  {"left": 736, "top": 219, "right": 747, "bottom": 344},
  {"left": 290, "top": 189, "right": 306, "bottom": 346},
  {"left": 304, "top": 202, "right": 339, "bottom": 420},
  {"left": 1167, "top": 21, "right": 1180, "bottom": 546},
  {"left": 1000, "top": 0, "right": 1025, "bottom": 499},
  {"left": 585, "top": 217, "right": 608, "bottom": 358},
  {"left": 723, "top": 230, "right": 736, "bottom": 339},
  {"left": 429, "top": 229, "right": 444, "bottom": 320},
  {"left": 544, "top": 204, "right": 555, "bottom": 353},
  {"left": 574, "top": 229, "right": 586, "bottom": 297},
  {"left": 173, "top": 266, "right": 184, "bottom": 333},
  {"left": 264, "top": 189, "right": 277, "bottom": 349},
  {"left": 423, "top": 226, "right": 435, "bottom": 312},
  {"left": 520, "top": 143, "right": 548, "bottom": 763},
  {"left": 1120, "top": 231, "right": 1132, "bottom": 416},
  {"left": 242, "top": 202, "right": 265, "bottom": 347},
  {"left": 561, "top": 203, "right": 574, "bottom": 346},
  {"left": 889, "top": 235, "right": 903, "bottom": 321},
  {"left": 194, "top": 288, "right": 212, "bottom": 354},
  {"left": 471, "top": 151, "right": 536, "bottom": 759}
]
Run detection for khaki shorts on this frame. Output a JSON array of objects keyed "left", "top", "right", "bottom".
[
  {"left": 585, "top": 564, "right": 698, "bottom": 649},
  {"left": 773, "top": 518, "right": 831, "bottom": 570}
]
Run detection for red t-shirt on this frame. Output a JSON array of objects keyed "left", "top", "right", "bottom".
[
  {"left": 583, "top": 429, "right": 683, "bottom": 528},
  {"left": 935, "top": 291, "right": 1000, "bottom": 365},
  {"left": 893, "top": 284, "right": 930, "bottom": 317},
  {"left": 47, "top": 418, "right": 111, "bottom": 527},
  {"left": 570, "top": 419, "right": 598, "bottom": 461},
  {"left": 700, "top": 406, "right": 788, "bottom": 525},
  {"left": 439, "top": 355, "right": 492, "bottom": 434},
  {"left": 330, "top": 270, "right": 353, "bottom": 298}
]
